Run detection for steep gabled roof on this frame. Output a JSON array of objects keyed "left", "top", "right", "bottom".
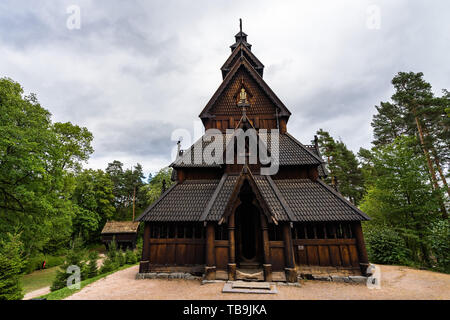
[
  {"left": 221, "top": 43, "right": 264, "bottom": 79},
  {"left": 199, "top": 56, "right": 291, "bottom": 119}
]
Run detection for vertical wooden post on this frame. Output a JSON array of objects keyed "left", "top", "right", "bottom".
[
  {"left": 279, "top": 118, "right": 287, "bottom": 134},
  {"left": 282, "top": 223, "right": 297, "bottom": 282},
  {"left": 228, "top": 212, "right": 236, "bottom": 280},
  {"left": 352, "top": 222, "right": 369, "bottom": 275},
  {"left": 139, "top": 222, "right": 151, "bottom": 273},
  {"left": 260, "top": 214, "right": 272, "bottom": 282},
  {"left": 205, "top": 222, "right": 216, "bottom": 280}
]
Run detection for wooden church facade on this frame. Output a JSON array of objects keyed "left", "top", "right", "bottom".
[{"left": 137, "top": 24, "right": 370, "bottom": 282}]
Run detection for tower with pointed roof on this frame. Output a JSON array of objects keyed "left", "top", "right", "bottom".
[{"left": 137, "top": 22, "right": 370, "bottom": 282}]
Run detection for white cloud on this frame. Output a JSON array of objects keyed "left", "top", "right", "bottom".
[{"left": 1, "top": 0, "right": 449, "bottom": 177}]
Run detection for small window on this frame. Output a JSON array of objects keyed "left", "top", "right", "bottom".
[
  {"left": 151, "top": 224, "right": 160, "bottom": 238},
  {"left": 168, "top": 224, "right": 176, "bottom": 238},
  {"left": 185, "top": 223, "right": 193, "bottom": 238},
  {"left": 316, "top": 223, "right": 325, "bottom": 239},
  {"left": 306, "top": 225, "right": 315, "bottom": 239},
  {"left": 268, "top": 224, "right": 282, "bottom": 241},
  {"left": 177, "top": 224, "right": 185, "bottom": 238},
  {"left": 326, "top": 224, "right": 336, "bottom": 239},
  {"left": 215, "top": 224, "right": 228, "bottom": 240},
  {"left": 195, "top": 225, "right": 203, "bottom": 239},
  {"left": 160, "top": 224, "right": 167, "bottom": 238}
]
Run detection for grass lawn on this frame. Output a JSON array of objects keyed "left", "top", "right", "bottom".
[
  {"left": 38, "top": 263, "right": 138, "bottom": 300},
  {"left": 20, "top": 266, "right": 59, "bottom": 294}
]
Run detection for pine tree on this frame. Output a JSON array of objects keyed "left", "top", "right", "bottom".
[
  {"left": 125, "top": 249, "right": 137, "bottom": 264},
  {"left": 316, "top": 129, "right": 364, "bottom": 204},
  {"left": 391, "top": 72, "right": 448, "bottom": 218},
  {"left": 50, "top": 237, "right": 86, "bottom": 292},
  {"left": 86, "top": 251, "right": 99, "bottom": 278},
  {"left": 0, "top": 233, "right": 24, "bottom": 300}
]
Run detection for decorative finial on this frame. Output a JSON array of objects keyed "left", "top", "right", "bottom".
[{"left": 240, "top": 18, "right": 242, "bottom": 33}]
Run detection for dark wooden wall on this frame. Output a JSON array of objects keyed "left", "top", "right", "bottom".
[
  {"left": 292, "top": 223, "right": 360, "bottom": 271},
  {"left": 149, "top": 238, "right": 205, "bottom": 266},
  {"left": 146, "top": 223, "right": 205, "bottom": 267}
]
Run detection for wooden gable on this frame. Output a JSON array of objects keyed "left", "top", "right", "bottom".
[{"left": 200, "top": 57, "right": 291, "bottom": 132}]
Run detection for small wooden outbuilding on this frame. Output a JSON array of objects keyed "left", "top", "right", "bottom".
[{"left": 101, "top": 221, "right": 140, "bottom": 250}]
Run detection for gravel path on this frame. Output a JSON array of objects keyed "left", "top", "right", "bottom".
[
  {"left": 24, "top": 287, "right": 51, "bottom": 300},
  {"left": 65, "top": 264, "right": 450, "bottom": 300}
]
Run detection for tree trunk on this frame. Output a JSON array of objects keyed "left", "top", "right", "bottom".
[
  {"left": 431, "top": 147, "right": 450, "bottom": 198},
  {"left": 413, "top": 111, "right": 448, "bottom": 218}
]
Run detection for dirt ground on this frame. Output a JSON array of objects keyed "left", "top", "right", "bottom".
[{"left": 65, "top": 264, "right": 450, "bottom": 300}]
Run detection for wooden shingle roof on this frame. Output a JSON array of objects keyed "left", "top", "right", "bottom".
[
  {"left": 137, "top": 180, "right": 221, "bottom": 222},
  {"left": 101, "top": 221, "right": 140, "bottom": 234},
  {"left": 273, "top": 179, "right": 370, "bottom": 222},
  {"left": 170, "top": 132, "right": 323, "bottom": 169}
]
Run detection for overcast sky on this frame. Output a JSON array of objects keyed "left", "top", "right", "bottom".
[{"left": 1, "top": 0, "right": 449, "bottom": 178}]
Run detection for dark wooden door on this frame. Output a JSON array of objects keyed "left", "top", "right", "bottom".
[{"left": 235, "top": 203, "right": 262, "bottom": 267}]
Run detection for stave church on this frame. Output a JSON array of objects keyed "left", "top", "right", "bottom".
[{"left": 137, "top": 21, "right": 370, "bottom": 282}]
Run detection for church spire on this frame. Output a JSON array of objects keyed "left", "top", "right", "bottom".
[{"left": 230, "top": 18, "right": 252, "bottom": 52}]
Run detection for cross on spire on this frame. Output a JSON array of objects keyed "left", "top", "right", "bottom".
[{"left": 230, "top": 18, "right": 252, "bottom": 52}]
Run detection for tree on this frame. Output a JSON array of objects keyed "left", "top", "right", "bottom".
[
  {"left": 142, "top": 167, "right": 174, "bottom": 206},
  {"left": 391, "top": 72, "right": 448, "bottom": 217},
  {"left": 50, "top": 237, "right": 86, "bottom": 292},
  {"left": 371, "top": 101, "right": 411, "bottom": 146},
  {"left": 85, "top": 251, "right": 99, "bottom": 278},
  {"left": 360, "top": 136, "right": 441, "bottom": 265},
  {"left": 71, "top": 169, "right": 115, "bottom": 243},
  {"left": 106, "top": 161, "right": 147, "bottom": 221},
  {"left": 0, "top": 233, "right": 24, "bottom": 300},
  {"left": 316, "top": 130, "right": 364, "bottom": 204},
  {"left": 0, "top": 78, "right": 94, "bottom": 256}
]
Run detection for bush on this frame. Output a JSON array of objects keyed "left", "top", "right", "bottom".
[
  {"left": 85, "top": 251, "right": 99, "bottom": 278},
  {"left": 99, "top": 256, "right": 118, "bottom": 274},
  {"left": 117, "top": 251, "right": 126, "bottom": 267},
  {"left": 0, "top": 233, "right": 25, "bottom": 300},
  {"left": 50, "top": 238, "right": 86, "bottom": 292},
  {"left": 365, "top": 224, "right": 410, "bottom": 265},
  {"left": 428, "top": 220, "right": 450, "bottom": 273},
  {"left": 125, "top": 249, "right": 137, "bottom": 265}
]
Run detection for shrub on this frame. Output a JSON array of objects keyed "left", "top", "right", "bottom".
[
  {"left": 428, "top": 219, "right": 450, "bottom": 273},
  {"left": 50, "top": 238, "right": 86, "bottom": 292},
  {"left": 125, "top": 249, "right": 137, "bottom": 265},
  {"left": 0, "top": 233, "right": 25, "bottom": 300},
  {"left": 99, "top": 256, "right": 118, "bottom": 274},
  {"left": 86, "top": 251, "right": 99, "bottom": 278},
  {"left": 365, "top": 224, "right": 410, "bottom": 265},
  {"left": 117, "top": 251, "right": 126, "bottom": 267}
]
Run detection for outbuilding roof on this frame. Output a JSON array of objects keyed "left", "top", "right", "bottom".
[{"left": 101, "top": 221, "right": 140, "bottom": 234}]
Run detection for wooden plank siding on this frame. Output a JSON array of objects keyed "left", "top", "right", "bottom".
[
  {"left": 148, "top": 238, "right": 205, "bottom": 266},
  {"left": 293, "top": 239, "right": 359, "bottom": 269}
]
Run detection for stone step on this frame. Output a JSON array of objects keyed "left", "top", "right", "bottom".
[
  {"left": 223, "top": 282, "right": 278, "bottom": 294},
  {"left": 232, "top": 281, "right": 271, "bottom": 290},
  {"left": 236, "top": 269, "right": 264, "bottom": 281}
]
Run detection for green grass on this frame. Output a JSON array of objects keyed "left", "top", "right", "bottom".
[
  {"left": 37, "top": 263, "right": 138, "bottom": 300},
  {"left": 20, "top": 266, "right": 59, "bottom": 294}
]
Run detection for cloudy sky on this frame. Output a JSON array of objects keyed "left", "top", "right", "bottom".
[{"left": 1, "top": 0, "right": 449, "bottom": 178}]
